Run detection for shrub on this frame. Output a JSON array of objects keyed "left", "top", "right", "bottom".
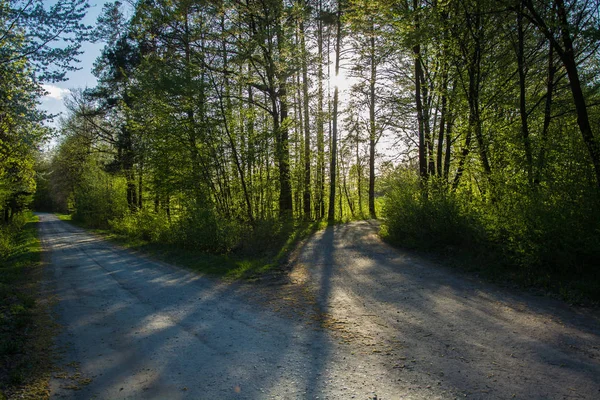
[
  {"left": 0, "top": 214, "right": 28, "bottom": 259},
  {"left": 381, "top": 167, "right": 600, "bottom": 300},
  {"left": 72, "top": 167, "right": 127, "bottom": 229},
  {"left": 109, "top": 204, "right": 246, "bottom": 254},
  {"left": 382, "top": 170, "right": 483, "bottom": 250},
  {"left": 172, "top": 206, "right": 244, "bottom": 253},
  {"left": 110, "top": 208, "right": 171, "bottom": 242}
]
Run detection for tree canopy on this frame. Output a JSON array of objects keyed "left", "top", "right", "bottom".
[
  {"left": 20, "top": 0, "right": 600, "bottom": 294},
  {"left": 0, "top": 0, "right": 91, "bottom": 220}
]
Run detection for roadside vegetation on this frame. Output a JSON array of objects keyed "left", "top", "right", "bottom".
[
  {"left": 1, "top": 0, "right": 598, "bottom": 393},
  {"left": 0, "top": 213, "right": 53, "bottom": 400},
  {"left": 57, "top": 212, "right": 329, "bottom": 280},
  {"left": 381, "top": 170, "right": 600, "bottom": 303},
  {"left": 31, "top": 0, "right": 600, "bottom": 302}
]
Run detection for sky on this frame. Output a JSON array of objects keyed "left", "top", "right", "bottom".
[{"left": 38, "top": 1, "right": 107, "bottom": 123}]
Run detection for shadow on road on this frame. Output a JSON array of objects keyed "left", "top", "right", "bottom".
[
  {"left": 41, "top": 213, "right": 600, "bottom": 399},
  {"left": 294, "top": 220, "right": 600, "bottom": 399},
  {"left": 41, "top": 213, "right": 340, "bottom": 399}
]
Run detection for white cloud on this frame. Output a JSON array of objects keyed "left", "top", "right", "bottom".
[{"left": 42, "top": 84, "right": 70, "bottom": 100}]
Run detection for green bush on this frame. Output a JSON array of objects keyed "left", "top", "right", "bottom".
[
  {"left": 382, "top": 170, "right": 483, "bottom": 250},
  {"left": 110, "top": 208, "right": 171, "bottom": 242},
  {"left": 0, "top": 228, "right": 12, "bottom": 259},
  {"left": 173, "top": 206, "right": 244, "bottom": 253},
  {"left": 72, "top": 166, "right": 128, "bottom": 229},
  {"left": 109, "top": 205, "right": 245, "bottom": 254},
  {"left": 0, "top": 214, "right": 28, "bottom": 259},
  {"left": 382, "top": 168, "right": 600, "bottom": 300}
]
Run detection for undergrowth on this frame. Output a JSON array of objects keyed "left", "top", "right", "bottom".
[
  {"left": 381, "top": 170, "right": 600, "bottom": 304},
  {"left": 0, "top": 213, "right": 53, "bottom": 399},
  {"left": 60, "top": 211, "right": 328, "bottom": 280}
]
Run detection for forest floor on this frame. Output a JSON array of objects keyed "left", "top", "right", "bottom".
[{"left": 38, "top": 213, "right": 600, "bottom": 399}]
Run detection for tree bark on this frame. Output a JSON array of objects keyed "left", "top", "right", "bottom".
[
  {"left": 517, "top": 4, "right": 534, "bottom": 186},
  {"left": 535, "top": 38, "right": 555, "bottom": 186},
  {"left": 368, "top": 19, "right": 377, "bottom": 219},
  {"left": 413, "top": 0, "right": 427, "bottom": 181},
  {"left": 300, "top": 8, "right": 312, "bottom": 219},
  {"left": 328, "top": 1, "right": 342, "bottom": 221}
]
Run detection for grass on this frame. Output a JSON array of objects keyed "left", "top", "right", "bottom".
[
  {"left": 55, "top": 213, "right": 72, "bottom": 222},
  {"left": 0, "top": 213, "right": 54, "bottom": 400},
  {"left": 57, "top": 213, "right": 329, "bottom": 281}
]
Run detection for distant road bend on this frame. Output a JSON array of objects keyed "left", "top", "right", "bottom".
[{"left": 39, "top": 213, "right": 600, "bottom": 399}]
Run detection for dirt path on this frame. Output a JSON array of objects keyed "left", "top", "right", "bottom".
[{"left": 40, "top": 214, "right": 600, "bottom": 399}]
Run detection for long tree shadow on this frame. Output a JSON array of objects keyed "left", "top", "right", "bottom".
[
  {"left": 295, "top": 220, "right": 600, "bottom": 399},
  {"left": 41, "top": 212, "right": 600, "bottom": 399},
  {"left": 41, "top": 213, "right": 340, "bottom": 399},
  {"left": 302, "top": 225, "right": 335, "bottom": 398}
]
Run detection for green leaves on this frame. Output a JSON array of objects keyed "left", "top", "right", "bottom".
[{"left": 1, "top": 0, "right": 90, "bottom": 220}]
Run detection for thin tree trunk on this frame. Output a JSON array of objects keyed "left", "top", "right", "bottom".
[
  {"left": 517, "top": 4, "right": 534, "bottom": 186},
  {"left": 422, "top": 68, "right": 434, "bottom": 176},
  {"left": 469, "top": 8, "right": 491, "bottom": 182},
  {"left": 535, "top": 38, "right": 555, "bottom": 186},
  {"left": 443, "top": 106, "right": 453, "bottom": 182},
  {"left": 413, "top": 0, "right": 427, "bottom": 180},
  {"left": 437, "top": 75, "right": 447, "bottom": 179},
  {"left": 277, "top": 85, "right": 293, "bottom": 217},
  {"left": 328, "top": 1, "right": 342, "bottom": 221},
  {"left": 122, "top": 128, "right": 137, "bottom": 212},
  {"left": 300, "top": 5, "right": 312, "bottom": 220},
  {"left": 344, "top": 174, "right": 354, "bottom": 217},
  {"left": 138, "top": 159, "right": 143, "bottom": 209},
  {"left": 437, "top": 10, "right": 449, "bottom": 179},
  {"left": 368, "top": 19, "right": 377, "bottom": 219},
  {"left": 356, "top": 127, "right": 363, "bottom": 216},
  {"left": 315, "top": 0, "right": 325, "bottom": 219},
  {"left": 274, "top": 4, "right": 293, "bottom": 218}
]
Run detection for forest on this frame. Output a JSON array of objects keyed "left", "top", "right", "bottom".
[{"left": 2, "top": 0, "right": 600, "bottom": 298}]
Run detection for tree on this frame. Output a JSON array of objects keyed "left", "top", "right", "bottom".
[
  {"left": 1, "top": 0, "right": 91, "bottom": 220},
  {"left": 328, "top": 0, "right": 343, "bottom": 221},
  {"left": 522, "top": 0, "right": 600, "bottom": 189}
]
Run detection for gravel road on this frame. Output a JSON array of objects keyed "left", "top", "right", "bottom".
[{"left": 39, "top": 213, "right": 600, "bottom": 399}]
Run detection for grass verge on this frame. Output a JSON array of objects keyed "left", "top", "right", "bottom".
[
  {"left": 0, "top": 213, "right": 54, "bottom": 400},
  {"left": 57, "top": 214, "right": 328, "bottom": 281}
]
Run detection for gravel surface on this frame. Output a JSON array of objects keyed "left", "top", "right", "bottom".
[{"left": 39, "top": 214, "right": 600, "bottom": 399}]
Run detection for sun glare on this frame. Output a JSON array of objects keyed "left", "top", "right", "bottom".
[{"left": 330, "top": 72, "right": 350, "bottom": 92}]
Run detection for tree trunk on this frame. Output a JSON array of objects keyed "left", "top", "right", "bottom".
[
  {"left": 300, "top": 6, "right": 312, "bottom": 220},
  {"left": 443, "top": 106, "right": 453, "bottom": 182},
  {"left": 517, "top": 5, "right": 534, "bottom": 186},
  {"left": 328, "top": 1, "right": 342, "bottom": 221},
  {"left": 138, "top": 159, "right": 143, "bottom": 209},
  {"left": 368, "top": 20, "right": 377, "bottom": 219},
  {"left": 413, "top": 0, "right": 427, "bottom": 181},
  {"left": 437, "top": 75, "right": 447, "bottom": 179},
  {"left": 437, "top": 10, "right": 449, "bottom": 179},
  {"left": 535, "top": 38, "right": 555, "bottom": 186},
  {"left": 355, "top": 125, "right": 363, "bottom": 216},
  {"left": 122, "top": 128, "right": 137, "bottom": 212}
]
